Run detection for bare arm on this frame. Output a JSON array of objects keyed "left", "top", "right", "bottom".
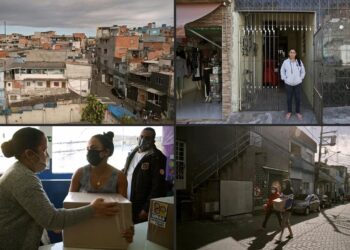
[
  {"left": 69, "top": 167, "right": 83, "bottom": 192},
  {"left": 117, "top": 171, "right": 128, "bottom": 198}
]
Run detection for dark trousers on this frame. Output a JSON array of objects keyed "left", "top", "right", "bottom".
[
  {"left": 203, "top": 68, "right": 212, "bottom": 96},
  {"left": 285, "top": 83, "right": 301, "bottom": 113},
  {"left": 262, "top": 208, "right": 282, "bottom": 228}
]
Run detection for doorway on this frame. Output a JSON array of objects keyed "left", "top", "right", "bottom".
[
  {"left": 239, "top": 12, "right": 316, "bottom": 112},
  {"left": 176, "top": 26, "right": 223, "bottom": 121}
]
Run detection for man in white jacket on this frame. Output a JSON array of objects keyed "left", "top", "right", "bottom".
[{"left": 280, "top": 49, "right": 306, "bottom": 120}]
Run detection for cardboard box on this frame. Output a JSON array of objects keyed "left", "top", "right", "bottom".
[
  {"left": 147, "top": 196, "right": 174, "bottom": 249},
  {"left": 273, "top": 198, "right": 286, "bottom": 212},
  {"left": 63, "top": 192, "right": 132, "bottom": 250}
]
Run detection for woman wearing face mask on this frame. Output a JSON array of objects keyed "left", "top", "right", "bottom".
[
  {"left": 0, "top": 127, "right": 119, "bottom": 250},
  {"left": 70, "top": 131, "right": 133, "bottom": 242},
  {"left": 262, "top": 186, "right": 282, "bottom": 230},
  {"left": 276, "top": 179, "right": 294, "bottom": 243}
]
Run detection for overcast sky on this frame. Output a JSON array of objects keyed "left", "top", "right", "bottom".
[
  {"left": 300, "top": 126, "right": 350, "bottom": 172},
  {"left": 0, "top": 0, "right": 174, "bottom": 36}
]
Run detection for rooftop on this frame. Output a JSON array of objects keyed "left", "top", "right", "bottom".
[{"left": 10, "top": 61, "right": 66, "bottom": 69}]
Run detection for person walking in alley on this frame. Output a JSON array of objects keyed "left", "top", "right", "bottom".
[
  {"left": 276, "top": 179, "right": 294, "bottom": 243},
  {"left": 280, "top": 49, "right": 306, "bottom": 120},
  {"left": 262, "top": 186, "right": 282, "bottom": 229}
]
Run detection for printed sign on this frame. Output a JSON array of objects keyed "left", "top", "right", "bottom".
[{"left": 149, "top": 201, "right": 168, "bottom": 228}]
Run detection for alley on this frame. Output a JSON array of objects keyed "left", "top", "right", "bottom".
[{"left": 177, "top": 203, "right": 350, "bottom": 250}]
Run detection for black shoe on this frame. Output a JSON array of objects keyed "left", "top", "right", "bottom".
[{"left": 286, "top": 235, "right": 294, "bottom": 239}]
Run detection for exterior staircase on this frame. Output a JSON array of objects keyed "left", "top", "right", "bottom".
[{"left": 191, "top": 131, "right": 252, "bottom": 191}]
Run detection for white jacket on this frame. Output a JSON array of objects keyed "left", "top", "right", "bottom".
[{"left": 280, "top": 58, "right": 306, "bottom": 86}]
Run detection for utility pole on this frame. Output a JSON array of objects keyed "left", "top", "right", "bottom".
[
  {"left": 315, "top": 126, "right": 324, "bottom": 194},
  {"left": 315, "top": 127, "right": 337, "bottom": 194}
]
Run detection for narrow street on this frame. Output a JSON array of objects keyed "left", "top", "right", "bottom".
[{"left": 177, "top": 203, "right": 350, "bottom": 250}]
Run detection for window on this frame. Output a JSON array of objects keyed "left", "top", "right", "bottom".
[
  {"left": 104, "top": 60, "right": 108, "bottom": 65},
  {"left": 31, "top": 69, "right": 43, "bottom": 74},
  {"left": 0, "top": 126, "right": 40, "bottom": 173},
  {"left": 37, "top": 82, "right": 43, "bottom": 87},
  {"left": 9, "top": 95, "right": 17, "bottom": 100},
  {"left": 104, "top": 49, "right": 107, "bottom": 54},
  {"left": 52, "top": 126, "right": 163, "bottom": 173},
  {"left": 305, "top": 152, "right": 313, "bottom": 163},
  {"left": 26, "top": 82, "right": 31, "bottom": 87},
  {"left": 48, "top": 69, "right": 64, "bottom": 74},
  {"left": 303, "top": 182, "right": 310, "bottom": 193},
  {"left": 7, "top": 83, "right": 11, "bottom": 87},
  {"left": 176, "top": 140, "right": 186, "bottom": 189},
  {"left": 291, "top": 142, "right": 301, "bottom": 157},
  {"left": 53, "top": 82, "right": 60, "bottom": 87}
]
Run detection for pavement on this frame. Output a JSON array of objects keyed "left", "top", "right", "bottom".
[
  {"left": 177, "top": 202, "right": 350, "bottom": 250},
  {"left": 323, "top": 106, "right": 350, "bottom": 124},
  {"left": 228, "top": 109, "right": 318, "bottom": 124},
  {"left": 176, "top": 89, "right": 223, "bottom": 123}
]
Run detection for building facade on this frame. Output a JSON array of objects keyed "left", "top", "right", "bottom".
[
  {"left": 176, "top": 126, "right": 316, "bottom": 220},
  {"left": 176, "top": 0, "right": 350, "bottom": 123}
]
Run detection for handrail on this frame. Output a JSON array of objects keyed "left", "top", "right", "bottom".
[{"left": 192, "top": 132, "right": 252, "bottom": 190}]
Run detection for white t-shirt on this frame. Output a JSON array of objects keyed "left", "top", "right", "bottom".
[{"left": 127, "top": 151, "right": 148, "bottom": 199}]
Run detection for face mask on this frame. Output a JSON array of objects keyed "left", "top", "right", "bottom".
[
  {"left": 87, "top": 149, "right": 104, "bottom": 166},
  {"left": 32, "top": 151, "right": 50, "bottom": 171},
  {"left": 138, "top": 138, "right": 153, "bottom": 152}
]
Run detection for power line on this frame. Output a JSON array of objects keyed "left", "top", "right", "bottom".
[
  {"left": 327, "top": 148, "right": 350, "bottom": 158},
  {"left": 302, "top": 127, "right": 320, "bottom": 143}
]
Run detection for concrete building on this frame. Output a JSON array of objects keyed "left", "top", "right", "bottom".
[
  {"left": 318, "top": 163, "right": 347, "bottom": 201},
  {"left": 176, "top": 126, "right": 316, "bottom": 220},
  {"left": 5, "top": 61, "right": 68, "bottom": 103},
  {"left": 176, "top": 0, "right": 350, "bottom": 123},
  {"left": 0, "top": 61, "right": 4, "bottom": 110},
  {"left": 126, "top": 69, "right": 174, "bottom": 118},
  {"left": 96, "top": 27, "right": 117, "bottom": 85},
  {"left": 66, "top": 61, "right": 92, "bottom": 97},
  {"left": 289, "top": 130, "right": 317, "bottom": 195}
]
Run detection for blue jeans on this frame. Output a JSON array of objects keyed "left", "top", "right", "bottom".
[{"left": 285, "top": 83, "right": 301, "bottom": 113}]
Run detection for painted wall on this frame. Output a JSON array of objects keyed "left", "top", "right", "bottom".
[
  {"left": 0, "top": 104, "right": 85, "bottom": 123},
  {"left": 15, "top": 73, "right": 65, "bottom": 81}
]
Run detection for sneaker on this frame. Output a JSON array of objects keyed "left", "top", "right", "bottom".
[
  {"left": 285, "top": 112, "right": 292, "bottom": 120},
  {"left": 286, "top": 235, "right": 294, "bottom": 239},
  {"left": 296, "top": 113, "right": 303, "bottom": 120}
]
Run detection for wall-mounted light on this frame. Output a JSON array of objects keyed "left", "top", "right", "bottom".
[{"left": 339, "top": 25, "right": 344, "bottom": 30}]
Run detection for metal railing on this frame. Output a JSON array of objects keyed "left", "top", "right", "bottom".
[{"left": 192, "top": 132, "right": 251, "bottom": 191}]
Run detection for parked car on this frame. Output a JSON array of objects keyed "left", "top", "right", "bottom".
[
  {"left": 317, "top": 194, "right": 332, "bottom": 208},
  {"left": 293, "top": 194, "right": 320, "bottom": 215},
  {"left": 111, "top": 88, "right": 125, "bottom": 99}
]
